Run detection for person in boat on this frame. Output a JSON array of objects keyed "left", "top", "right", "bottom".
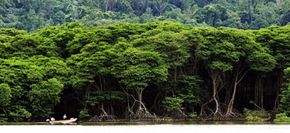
[
  {"left": 63, "top": 114, "right": 67, "bottom": 119},
  {"left": 46, "top": 117, "right": 55, "bottom": 122}
]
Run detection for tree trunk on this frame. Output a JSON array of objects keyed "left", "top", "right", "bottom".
[
  {"left": 225, "top": 64, "right": 249, "bottom": 117},
  {"left": 211, "top": 74, "right": 220, "bottom": 115},
  {"left": 200, "top": 71, "right": 221, "bottom": 116},
  {"left": 100, "top": 104, "right": 108, "bottom": 116},
  {"left": 224, "top": 74, "right": 232, "bottom": 108},
  {"left": 172, "top": 66, "right": 178, "bottom": 96},
  {"left": 225, "top": 79, "right": 241, "bottom": 117},
  {"left": 133, "top": 88, "right": 155, "bottom": 119},
  {"left": 273, "top": 70, "right": 282, "bottom": 112},
  {"left": 226, "top": 83, "right": 237, "bottom": 115},
  {"left": 136, "top": 89, "right": 143, "bottom": 112},
  {"left": 255, "top": 75, "right": 264, "bottom": 109}
]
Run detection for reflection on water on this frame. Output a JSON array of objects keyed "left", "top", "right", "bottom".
[
  {"left": 1, "top": 121, "right": 290, "bottom": 125},
  {"left": 79, "top": 121, "right": 277, "bottom": 125}
]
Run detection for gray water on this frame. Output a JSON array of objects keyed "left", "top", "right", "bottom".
[
  {"left": 1, "top": 122, "right": 290, "bottom": 133},
  {"left": 1, "top": 121, "right": 289, "bottom": 125}
]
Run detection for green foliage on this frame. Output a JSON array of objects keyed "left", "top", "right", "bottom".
[
  {"left": 0, "top": 114, "right": 7, "bottom": 122},
  {"left": 274, "top": 113, "right": 290, "bottom": 122},
  {"left": 36, "top": 22, "right": 86, "bottom": 58},
  {"left": 188, "top": 112, "right": 198, "bottom": 120},
  {"left": 162, "top": 97, "right": 184, "bottom": 113},
  {"left": 0, "top": 83, "right": 11, "bottom": 107},
  {"left": 176, "top": 76, "right": 202, "bottom": 104},
  {"left": 0, "top": 0, "right": 289, "bottom": 31},
  {"left": 132, "top": 28, "right": 191, "bottom": 68},
  {"left": 280, "top": 68, "right": 290, "bottom": 114},
  {"left": 0, "top": 21, "right": 289, "bottom": 121},
  {"left": 164, "top": 75, "right": 203, "bottom": 106},
  {"left": 111, "top": 47, "right": 168, "bottom": 89},
  {"left": 79, "top": 108, "right": 90, "bottom": 120},
  {"left": 0, "top": 55, "right": 70, "bottom": 120},
  {"left": 195, "top": 27, "right": 241, "bottom": 72},
  {"left": 194, "top": 4, "right": 229, "bottom": 27},
  {"left": 248, "top": 51, "right": 276, "bottom": 72},
  {"left": 86, "top": 91, "right": 125, "bottom": 106},
  {"left": 8, "top": 106, "right": 32, "bottom": 122},
  {"left": 255, "top": 25, "right": 290, "bottom": 69},
  {"left": 28, "top": 78, "right": 64, "bottom": 118},
  {"left": 243, "top": 108, "right": 269, "bottom": 122}
]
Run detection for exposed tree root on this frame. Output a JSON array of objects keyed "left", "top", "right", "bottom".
[
  {"left": 88, "top": 104, "right": 115, "bottom": 122},
  {"left": 199, "top": 99, "right": 245, "bottom": 120},
  {"left": 224, "top": 111, "right": 242, "bottom": 118},
  {"left": 122, "top": 88, "right": 158, "bottom": 120},
  {"left": 165, "top": 109, "right": 187, "bottom": 119},
  {"left": 88, "top": 114, "right": 115, "bottom": 122},
  {"left": 128, "top": 99, "right": 157, "bottom": 119},
  {"left": 199, "top": 98, "right": 224, "bottom": 117}
]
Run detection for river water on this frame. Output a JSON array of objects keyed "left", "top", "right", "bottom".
[
  {"left": 1, "top": 124, "right": 290, "bottom": 133},
  {"left": 0, "top": 121, "right": 286, "bottom": 125}
]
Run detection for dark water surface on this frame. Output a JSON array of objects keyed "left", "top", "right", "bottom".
[{"left": 1, "top": 121, "right": 289, "bottom": 125}]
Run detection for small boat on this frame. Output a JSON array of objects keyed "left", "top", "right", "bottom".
[{"left": 46, "top": 118, "right": 78, "bottom": 125}]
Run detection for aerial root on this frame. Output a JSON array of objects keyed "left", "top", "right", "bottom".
[{"left": 129, "top": 102, "right": 158, "bottom": 119}]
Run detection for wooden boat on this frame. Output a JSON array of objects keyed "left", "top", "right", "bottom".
[{"left": 47, "top": 118, "right": 77, "bottom": 125}]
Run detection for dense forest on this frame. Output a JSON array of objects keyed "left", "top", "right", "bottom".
[
  {"left": 0, "top": 21, "right": 289, "bottom": 122},
  {"left": 0, "top": 0, "right": 290, "bottom": 122},
  {"left": 0, "top": 0, "right": 290, "bottom": 31}
]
